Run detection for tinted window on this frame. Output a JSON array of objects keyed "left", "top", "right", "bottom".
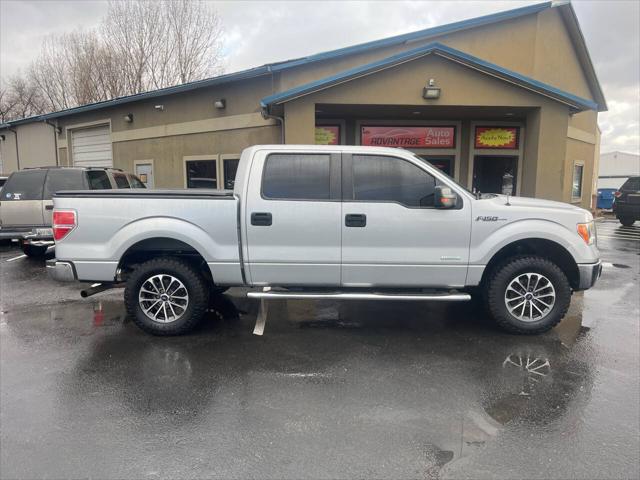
[
  {"left": 262, "top": 154, "right": 330, "bottom": 200},
  {"left": 353, "top": 155, "right": 437, "bottom": 207},
  {"left": 43, "top": 169, "right": 86, "bottom": 199},
  {"left": 128, "top": 175, "right": 146, "bottom": 189},
  {"left": 113, "top": 172, "right": 130, "bottom": 189},
  {"left": 186, "top": 160, "right": 217, "bottom": 189},
  {"left": 622, "top": 177, "right": 640, "bottom": 191},
  {"left": 87, "top": 170, "right": 112, "bottom": 190},
  {"left": 1, "top": 170, "right": 46, "bottom": 201}
]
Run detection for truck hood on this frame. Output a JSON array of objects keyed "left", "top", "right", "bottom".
[{"left": 491, "top": 195, "right": 584, "bottom": 212}]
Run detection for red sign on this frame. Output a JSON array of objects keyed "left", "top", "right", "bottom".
[
  {"left": 361, "top": 126, "right": 455, "bottom": 148},
  {"left": 474, "top": 126, "right": 519, "bottom": 149},
  {"left": 315, "top": 125, "right": 340, "bottom": 145}
]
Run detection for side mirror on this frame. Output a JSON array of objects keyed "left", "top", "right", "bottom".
[{"left": 435, "top": 185, "right": 458, "bottom": 209}]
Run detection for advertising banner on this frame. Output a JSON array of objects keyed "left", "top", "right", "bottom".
[
  {"left": 474, "top": 126, "right": 519, "bottom": 149},
  {"left": 361, "top": 126, "right": 455, "bottom": 148},
  {"left": 315, "top": 125, "right": 340, "bottom": 145}
]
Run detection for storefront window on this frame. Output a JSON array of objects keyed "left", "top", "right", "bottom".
[
  {"left": 572, "top": 164, "right": 584, "bottom": 199},
  {"left": 186, "top": 160, "right": 217, "bottom": 189}
]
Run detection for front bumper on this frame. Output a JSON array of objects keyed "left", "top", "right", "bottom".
[
  {"left": 576, "top": 260, "right": 602, "bottom": 290},
  {"left": 46, "top": 260, "right": 77, "bottom": 282}
]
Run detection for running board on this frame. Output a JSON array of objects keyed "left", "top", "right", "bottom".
[{"left": 247, "top": 290, "right": 471, "bottom": 302}]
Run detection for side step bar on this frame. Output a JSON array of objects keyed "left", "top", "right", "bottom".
[{"left": 247, "top": 290, "right": 471, "bottom": 302}]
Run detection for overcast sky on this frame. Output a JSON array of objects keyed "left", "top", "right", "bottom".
[{"left": 1, "top": 0, "right": 638, "bottom": 154}]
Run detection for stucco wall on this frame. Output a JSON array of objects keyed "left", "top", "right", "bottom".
[{"left": 0, "top": 122, "right": 57, "bottom": 173}]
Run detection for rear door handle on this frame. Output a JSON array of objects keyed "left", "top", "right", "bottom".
[
  {"left": 345, "top": 213, "right": 366, "bottom": 227},
  {"left": 251, "top": 212, "right": 272, "bottom": 226}
]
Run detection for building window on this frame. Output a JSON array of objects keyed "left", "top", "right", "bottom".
[
  {"left": 186, "top": 159, "right": 217, "bottom": 189},
  {"left": 572, "top": 163, "right": 584, "bottom": 199},
  {"left": 352, "top": 154, "right": 438, "bottom": 208},
  {"left": 222, "top": 158, "right": 240, "bottom": 190},
  {"left": 262, "top": 153, "right": 331, "bottom": 200}
]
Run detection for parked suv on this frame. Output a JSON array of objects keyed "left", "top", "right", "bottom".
[
  {"left": 613, "top": 176, "right": 640, "bottom": 226},
  {"left": 0, "top": 167, "right": 145, "bottom": 256}
]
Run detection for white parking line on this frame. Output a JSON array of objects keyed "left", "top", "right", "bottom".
[{"left": 6, "top": 254, "right": 26, "bottom": 262}]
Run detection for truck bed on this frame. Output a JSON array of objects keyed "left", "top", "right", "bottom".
[{"left": 53, "top": 189, "right": 243, "bottom": 284}]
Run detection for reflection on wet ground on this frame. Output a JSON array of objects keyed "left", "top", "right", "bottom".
[{"left": 1, "top": 237, "right": 639, "bottom": 479}]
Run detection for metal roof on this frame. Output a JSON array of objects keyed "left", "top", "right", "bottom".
[
  {"left": 0, "top": 0, "right": 604, "bottom": 128},
  {"left": 261, "top": 42, "right": 599, "bottom": 112}
]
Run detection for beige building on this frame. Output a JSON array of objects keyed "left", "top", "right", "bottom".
[{"left": 0, "top": 1, "right": 605, "bottom": 208}]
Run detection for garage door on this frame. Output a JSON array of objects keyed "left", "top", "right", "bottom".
[{"left": 71, "top": 125, "right": 113, "bottom": 168}]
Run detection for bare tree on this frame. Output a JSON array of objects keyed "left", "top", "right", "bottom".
[{"left": 3, "top": 0, "right": 224, "bottom": 120}]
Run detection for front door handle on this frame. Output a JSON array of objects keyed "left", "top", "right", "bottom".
[
  {"left": 345, "top": 213, "right": 366, "bottom": 227},
  {"left": 251, "top": 212, "right": 272, "bottom": 226}
]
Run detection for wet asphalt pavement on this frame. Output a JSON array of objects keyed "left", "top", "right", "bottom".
[{"left": 1, "top": 220, "right": 639, "bottom": 479}]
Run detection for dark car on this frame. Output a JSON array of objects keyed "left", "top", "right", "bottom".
[
  {"left": 0, "top": 175, "right": 7, "bottom": 190},
  {"left": 612, "top": 176, "right": 640, "bottom": 226}
]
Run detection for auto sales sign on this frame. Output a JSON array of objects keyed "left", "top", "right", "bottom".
[{"left": 361, "top": 126, "right": 455, "bottom": 148}]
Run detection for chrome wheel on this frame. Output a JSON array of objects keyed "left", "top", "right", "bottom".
[
  {"left": 504, "top": 272, "right": 556, "bottom": 322},
  {"left": 138, "top": 274, "right": 189, "bottom": 323}
]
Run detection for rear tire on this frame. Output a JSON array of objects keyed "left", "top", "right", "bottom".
[
  {"left": 618, "top": 216, "right": 636, "bottom": 227},
  {"left": 484, "top": 255, "right": 571, "bottom": 335},
  {"left": 124, "top": 257, "right": 209, "bottom": 336},
  {"left": 21, "top": 243, "right": 48, "bottom": 257}
]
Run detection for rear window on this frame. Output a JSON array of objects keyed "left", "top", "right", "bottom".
[
  {"left": 621, "top": 177, "right": 640, "bottom": 191},
  {"left": 87, "top": 170, "right": 112, "bottom": 190},
  {"left": 112, "top": 172, "right": 130, "bottom": 189},
  {"left": 43, "top": 169, "right": 86, "bottom": 199},
  {"left": 2, "top": 170, "right": 47, "bottom": 201},
  {"left": 262, "top": 153, "right": 331, "bottom": 200},
  {"left": 128, "top": 174, "right": 146, "bottom": 189}
]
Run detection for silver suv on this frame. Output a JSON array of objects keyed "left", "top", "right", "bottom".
[{"left": 0, "top": 167, "right": 145, "bottom": 257}]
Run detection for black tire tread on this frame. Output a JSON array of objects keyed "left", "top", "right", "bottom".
[
  {"left": 485, "top": 255, "right": 571, "bottom": 335},
  {"left": 124, "top": 257, "right": 209, "bottom": 336},
  {"left": 21, "top": 244, "right": 48, "bottom": 257},
  {"left": 618, "top": 216, "right": 636, "bottom": 227}
]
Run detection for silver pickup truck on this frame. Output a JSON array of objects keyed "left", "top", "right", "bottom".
[{"left": 48, "top": 145, "right": 601, "bottom": 336}]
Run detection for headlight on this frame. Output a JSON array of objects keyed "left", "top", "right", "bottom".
[{"left": 577, "top": 221, "right": 595, "bottom": 245}]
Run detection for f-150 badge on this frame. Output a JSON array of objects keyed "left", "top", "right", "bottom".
[{"left": 475, "top": 216, "right": 507, "bottom": 221}]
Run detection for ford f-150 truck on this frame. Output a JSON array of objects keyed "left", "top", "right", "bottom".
[{"left": 48, "top": 145, "right": 601, "bottom": 336}]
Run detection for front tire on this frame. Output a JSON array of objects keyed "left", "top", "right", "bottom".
[
  {"left": 618, "top": 216, "right": 636, "bottom": 227},
  {"left": 124, "top": 257, "right": 209, "bottom": 336},
  {"left": 484, "top": 256, "right": 571, "bottom": 334},
  {"left": 21, "top": 243, "right": 48, "bottom": 257}
]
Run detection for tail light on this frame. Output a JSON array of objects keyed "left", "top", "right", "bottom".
[
  {"left": 53, "top": 209, "right": 77, "bottom": 241},
  {"left": 614, "top": 191, "right": 622, "bottom": 198}
]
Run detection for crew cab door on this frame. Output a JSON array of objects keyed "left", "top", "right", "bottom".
[
  {"left": 341, "top": 153, "right": 471, "bottom": 288},
  {"left": 244, "top": 150, "right": 342, "bottom": 286}
]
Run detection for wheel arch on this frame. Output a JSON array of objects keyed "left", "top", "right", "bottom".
[
  {"left": 480, "top": 238, "right": 580, "bottom": 290},
  {"left": 117, "top": 237, "right": 214, "bottom": 285}
]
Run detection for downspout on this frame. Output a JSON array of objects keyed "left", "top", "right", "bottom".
[
  {"left": 261, "top": 66, "right": 285, "bottom": 144},
  {"left": 43, "top": 119, "right": 60, "bottom": 166},
  {"left": 8, "top": 127, "right": 19, "bottom": 170}
]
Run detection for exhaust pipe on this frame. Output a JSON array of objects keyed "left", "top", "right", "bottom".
[{"left": 80, "top": 282, "right": 123, "bottom": 298}]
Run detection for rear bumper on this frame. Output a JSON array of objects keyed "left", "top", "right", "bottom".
[
  {"left": 612, "top": 202, "right": 640, "bottom": 218},
  {"left": 46, "top": 260, "right": 77, "bottom": 282},
  {"left": 576, "top": 260, "right": 602, "bottom": 291},
  {"left": 0, "top": 226, "right": 54, "bottom": 243}
]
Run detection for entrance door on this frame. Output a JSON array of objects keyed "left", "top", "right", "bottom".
[
  {"left": 245, "top": 151, "right": 342, "bottom": 286},
  {"left": 135, "top": 162, "right": 154, "bottom": 188},
  {"left": 341, "top": 153, "right": 471, "bottom": 288},
  {"left": 473, "top": 156, "right": 518, "bottom": 195}
]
